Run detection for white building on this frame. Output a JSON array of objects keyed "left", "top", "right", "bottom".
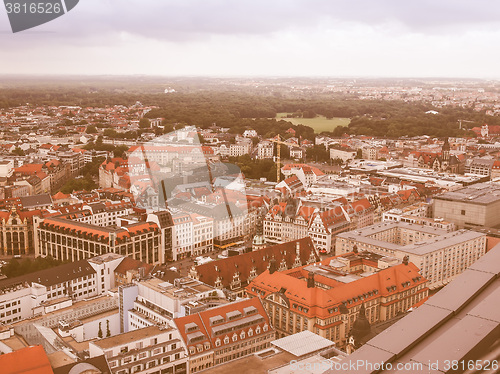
[
  {"left": 257, "top": 141, "right": 273, "bottom": 159},
  {"left": 89, "top": 325, "right": 188, "bottom": 374},
  {"left": 126, "top": 277, "right": 227, "bottom": 331},
  {"left": 0, "top": 255, "right": 120, "bottom": 325},
  {"left": 336, "top": 222, "right": 486, "bottom": 289}
]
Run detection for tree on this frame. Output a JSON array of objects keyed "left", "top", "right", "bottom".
[
  {"left": 139, "top": 118, "right": 150, "bottom": 128},
  {"left": 12, "top": 147, "right": 25, "bottom": 156},
  {"left": 355, "top": 149, "right": 363, "bottom": 159},
  {"left": 106, "top": 320, "right": 111, "bottom": 337},
  {"left": 98, "top": 322, "right": 103, "bottom": 338},
  {"left": 86, "top": 125, "right": 98, "bottom": 134}
]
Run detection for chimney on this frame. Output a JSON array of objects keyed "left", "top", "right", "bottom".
[
  {"left": 307, "top": 271, "right": 315, "bottom": 288},
  {"left": 403, "top": 255, "right": 409, "bottom": 266},
  {"left": 269, "top": 258, "right": 277, "bottom": 274}
]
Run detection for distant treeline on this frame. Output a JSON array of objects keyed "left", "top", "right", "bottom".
[{"left": 1, "top": 82, "right": 498, "bottom": 138}]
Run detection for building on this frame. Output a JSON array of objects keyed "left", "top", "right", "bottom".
[
  {"left": 246, "top": 255, "right": 428, "bottom": 348},
  {"left": 0, "top": 206, "right": 40, "bottom": 255},
  {"left": 433, "top": 182, "right": 500, "bottom": 229},
  {"left": 330, "top": 146, "right": 356, "bottom": 162},
  {"left": 362, "top": 146, "right": 381, "bottom": 161},
  {"left": 0, "top": 256, "right": 120, "bottom": 324},
  {"left": 174, "top": 298, "right": 275, "bottom": 373},
  {"left": 89, "top": 325, "right": 188, "bottom": 374},
  {"left": 257, "top": 141, "right": 274, "bottom": 159},
  {"left": 335, "top": 221, "right": 486, "bottom": 289},
  {"left": 329, "top": 243, "right": 500, "bottom": 374},
  {"left": 465, "top": 158, "right": 494, "bottom": 176},
  {"left": 126, "top": 277, "right": 228, "bottom": 332},
  {"left": 178, "top": 202, "right": 246, "bottom": 252},
  {"left": 189, "top": 237, "right": 319, "bottom": 297},
  {"left": 35, "top": 217, "right": 163, "bottom": 264}
]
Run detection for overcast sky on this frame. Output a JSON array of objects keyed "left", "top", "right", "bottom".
[{"left": 1, "top": 0, "right": 500, "bottom": 78}]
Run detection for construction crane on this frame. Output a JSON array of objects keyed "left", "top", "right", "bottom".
[{"left": 268, "top": 135, "right": 295, "bottom": 183}]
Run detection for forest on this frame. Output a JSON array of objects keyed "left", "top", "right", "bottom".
[{"left": 0, "top": 77, "right": 498, "bottom": 138}]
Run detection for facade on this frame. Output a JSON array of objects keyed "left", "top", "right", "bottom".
[
  {"left": 0, "top": 256, "right": 120, "bottom": 324},
  {"left": 35, "top": 217, "right": 163, "bottom": 264},
  {"left": 464, "top": 158, "right": 494, "bottom": 176},
  {"left": 89, "top": 325, "right": 188, "bottom": 374},
  {"left": 257, "top": 141, "right": 273, "bottom": 159},
  {"left": 0, "top": 206, "right": 39, "bottom": 255},
  {"left": 335, "top": 221, "right": 486, "bottom": 289},
  {"left": 126, "top": 277, "right": 227, "bottom": 332},
  {"left": 174, "top": 298, "right": 275, "bottom": 373},
  {"left": 246, "top": 257, "right": 428, "bottom": 348},
  {"left": 330, "top": 147, "right": 356, "bottom": 162}
]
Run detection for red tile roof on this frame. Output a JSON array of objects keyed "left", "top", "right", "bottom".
[
  {"left": 0, "top": 345, "right": 54, "bottom": 374},
  {"left": 194, "top": 237, "right": 318, "bottom": 289},
  {"left": 247, "top": 262, "right": 427, "bottom": 319},
  {"left": 174, "top": 298, "right": 271, "bottom": 351}
]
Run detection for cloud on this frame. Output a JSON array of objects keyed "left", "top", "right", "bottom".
[{"left": 3, "top": 0, "right": 500, "bottom": 45}]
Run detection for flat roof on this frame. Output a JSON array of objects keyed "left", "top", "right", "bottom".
[
  {"left": 337, "top": 222, "right": 485, "bottom": 256},
  {"left": 92, "top": 325, "right": 170, "bottom": 349},
  {"left": 435, "top": 181, "right": 500, "bottom": 204},
  {"left": 328, "top": 243, "right": 500, "bottom": 374},
  {"left": 272, "top": 331, "right": 335, "bottom": 357}
]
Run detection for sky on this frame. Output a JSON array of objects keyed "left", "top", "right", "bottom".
[{"left": 1, "top": 0, "right": 500, "bottom": 78}]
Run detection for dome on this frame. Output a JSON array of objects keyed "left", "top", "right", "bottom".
[
  {"left": 350, "top": 304, "right": 371, "bottom": 341},
  {"left": 68, "top": 363, "right": 102, "bottom": 374}
]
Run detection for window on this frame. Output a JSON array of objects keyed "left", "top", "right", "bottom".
[{"left": 461, "top": 210, "right": 466, "bottom": 215}]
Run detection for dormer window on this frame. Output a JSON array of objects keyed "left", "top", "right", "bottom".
[
  {"left": 263, "top": 324, "right": 268, "bottom": 332},
  {"left": 224, "top": 336, "right": 229, "bottom": 344},
  {"left": 256, "top": 326, "right": 261, "bottom": 334},
  {"left": 248, "top": 328, "right": 253, "bottom": 336},
  {"left": 232, "top": 334, "right": 238, "bottom": 342},
  {"left": 240, "top": 331, "right": 246, "bottom": 339}
]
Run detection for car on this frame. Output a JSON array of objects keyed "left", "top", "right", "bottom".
[{"left": 13, "top": 255, "right": 21, "bottom": 259}]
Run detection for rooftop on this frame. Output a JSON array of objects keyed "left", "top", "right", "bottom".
[
  {"left": 272, "top": 330, "right": 335, "bottom": 357},
  {"left": 337, "top": 221, "right": 485, "bottom": 255},
  {"left": 91, "top": 325, "right": 170, "bottom": 349},
  {"left": 435, "top": 181, "right": 500, "bottom": 204},
  {"left": 328, "top": 243, "right": 500, "bottom": 374}
]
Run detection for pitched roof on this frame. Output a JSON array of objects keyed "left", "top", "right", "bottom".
[
  {"left": 114, "top": 257, "right": 154, "bottom": 276},
  {"left": 248, "top": 262, "right": 427, "bottom": 319},
  {"left": 194, "top": 237, "right": 318, "bottom": 289},
  {"left": 174, "top": 298, "right": 271, "bottom": 351},
  {"left": 0, "top": 259, "right": 96, "bottom": 291},
  {"left": 20, "top": 194, "right": 53, "bottom": 209},
  {"left": 0, "top": 345, "right": 54, "bottom": 374}
]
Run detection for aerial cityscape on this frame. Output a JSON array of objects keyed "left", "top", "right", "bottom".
[{"left": 0, "top": 1, "right": 499, "bottom": 374}]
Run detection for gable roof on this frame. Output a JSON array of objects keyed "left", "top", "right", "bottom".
[
  {"left": 0, "top": 345, "right": 54, "bottom": 374},
  {"left": 174, "top": 298, "right": 271, "bottom": 351},
  {"left": 194, "top": 237, "right": 318, "bottom": 289}
]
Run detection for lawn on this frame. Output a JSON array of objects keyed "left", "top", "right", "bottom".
[{"left": 276, "top": 113, "right": 350, "bottom": 133}]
